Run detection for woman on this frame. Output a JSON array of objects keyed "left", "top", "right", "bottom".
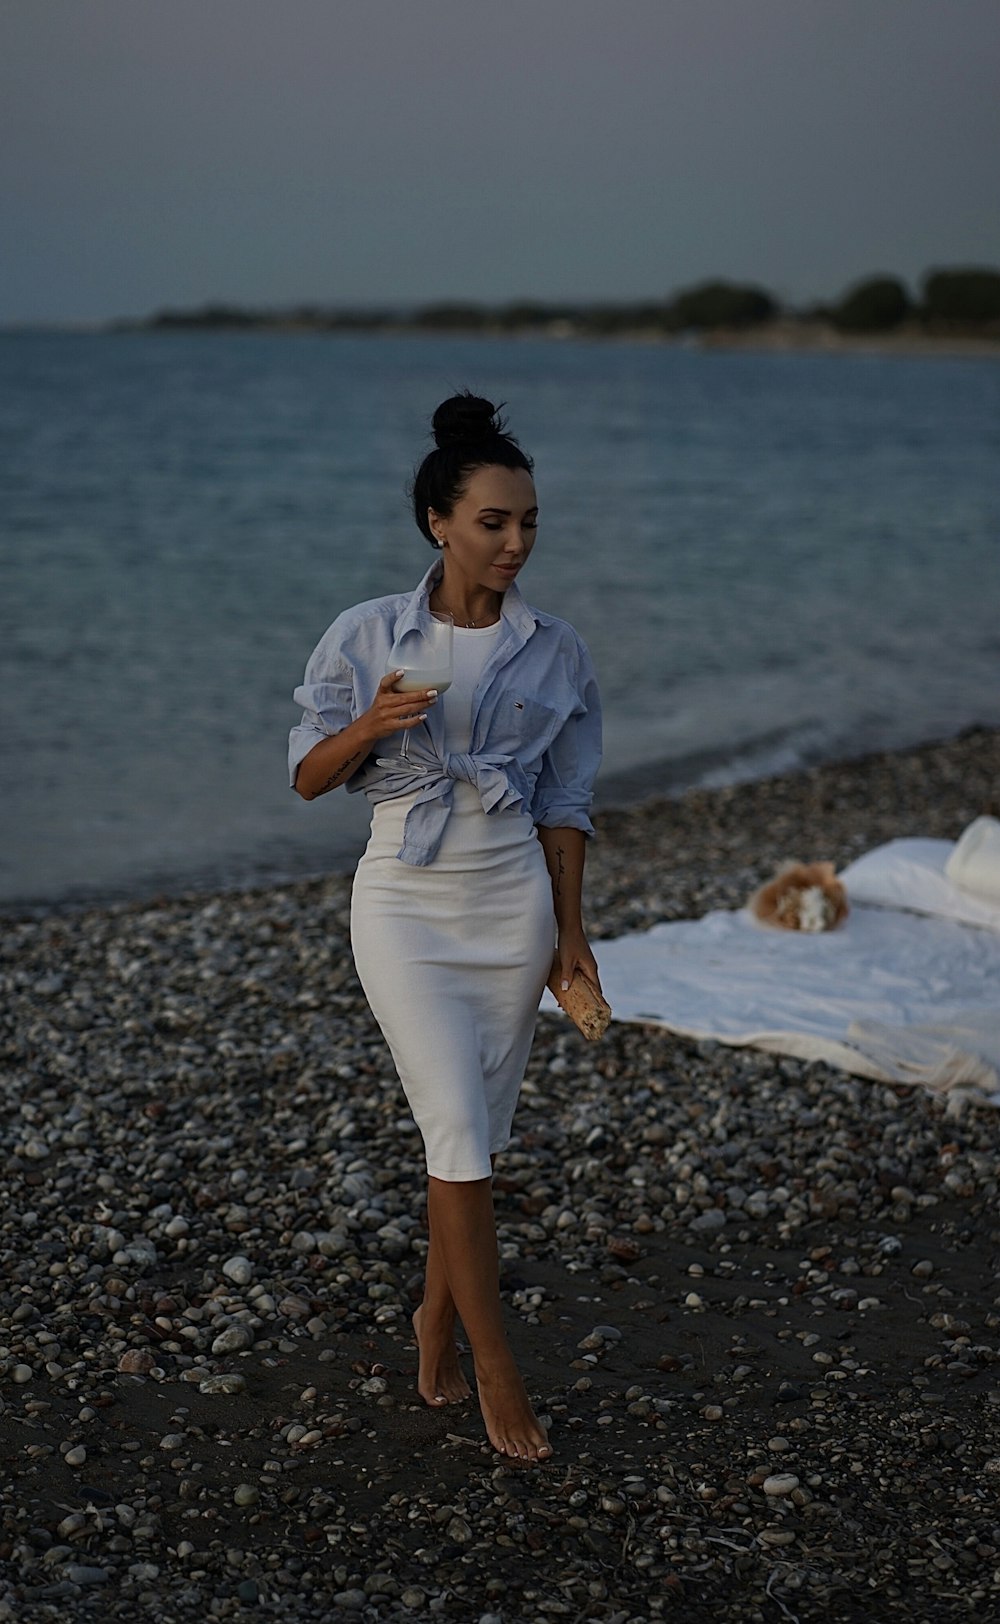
[{"left": 288, "top": 392, "right": 602, "bottom": 1463}]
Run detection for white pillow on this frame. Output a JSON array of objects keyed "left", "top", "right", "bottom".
[
  {"left": 945, "top": 815, "right": 1000, "bottom": 904},
  {"left": 838, "top": 838, "right": 1000, "bottom": 934}
]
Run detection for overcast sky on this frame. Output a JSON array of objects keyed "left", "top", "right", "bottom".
[{"left": 2, "top": 0, "right": 998, "bottom": 324}]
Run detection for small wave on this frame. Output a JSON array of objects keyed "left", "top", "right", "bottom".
[{"left": 595, "top": 719, "right": 834, "bottom": 805}]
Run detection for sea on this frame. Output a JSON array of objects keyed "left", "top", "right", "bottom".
[{"left": 2, "top": 329, "right": 998, "bottom": 911}]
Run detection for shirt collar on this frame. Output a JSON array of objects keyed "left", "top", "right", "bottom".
[{"left": 396, "top": 555, "right": 542, "bottom": 640}]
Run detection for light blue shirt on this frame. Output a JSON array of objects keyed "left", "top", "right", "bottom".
[{"left": 288, "top": 557, "right": 602, "bottom": 866}]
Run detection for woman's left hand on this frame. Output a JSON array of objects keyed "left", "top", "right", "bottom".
[{"left": 550, "top": 927, "right": 603, "bottom": 997}]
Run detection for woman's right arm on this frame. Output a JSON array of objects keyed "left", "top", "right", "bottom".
[{"left": 293, "top": 669, "right": 437, "bottom": 800}]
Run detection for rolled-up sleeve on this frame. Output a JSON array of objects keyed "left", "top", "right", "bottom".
[
  {"left": 288, "top": 624, "right": 356, "bottom": 789},
  {"left": 529, "top": 638, "right": 602, "bottom": 834}
]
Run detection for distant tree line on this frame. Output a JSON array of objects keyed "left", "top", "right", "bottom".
[
  {"left": 139, "top": 266, "right": 1000, "bottom": 337},
  {"left": 811, "top": 268, "right": 1000, "bottom": 333}
]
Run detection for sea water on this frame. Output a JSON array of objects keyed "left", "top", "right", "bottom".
[{"left": 2, "top": 329, "right": 998, "bottom": 907}]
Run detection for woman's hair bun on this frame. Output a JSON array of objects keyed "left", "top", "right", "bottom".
[
  {"left": 432, "top": 392, "right": 508, "bottom": 449},
  {"left": 411, "top": 387, "right": 532, "bottom": 545}
]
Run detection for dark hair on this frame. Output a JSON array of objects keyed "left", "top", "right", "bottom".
[{"left": 410, "top": 391, "right": 534, "bottom": 546}]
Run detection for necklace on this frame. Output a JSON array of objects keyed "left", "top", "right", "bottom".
[{"left": 432, "top": 599, "right": 500, "bottom": 628}]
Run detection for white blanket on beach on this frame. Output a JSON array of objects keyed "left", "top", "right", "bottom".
[{"left": 541, "top": 901, "right": 1000, "bottom": 1105}]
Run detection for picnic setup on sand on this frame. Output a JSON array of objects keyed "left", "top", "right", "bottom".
[{"left": 543, "top": 815, "right": 1000, "bottom": 1107}]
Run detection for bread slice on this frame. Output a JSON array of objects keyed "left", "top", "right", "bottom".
[{"left": 548, "top": 967, "right": 612, "bottom": 1041}]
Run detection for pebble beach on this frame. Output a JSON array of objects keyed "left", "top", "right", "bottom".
[{"left": 2, "top": 725, "right": 999, "bottom": 1624}]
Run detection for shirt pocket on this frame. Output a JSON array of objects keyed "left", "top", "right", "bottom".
[{"left": 489, "top": 692, "right": 564, "bottom": 759}]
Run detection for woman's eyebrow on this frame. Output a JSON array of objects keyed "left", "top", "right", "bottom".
[{"left": 477, "top": 506, "right": 539, "bottom": 515}]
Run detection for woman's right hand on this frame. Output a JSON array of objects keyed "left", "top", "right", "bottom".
[
  {"left": 360, "top": 669, "right": 438, "bottom": 741},
  {"left": 294, "top": 672, "right": 438, "bottom": 799}
]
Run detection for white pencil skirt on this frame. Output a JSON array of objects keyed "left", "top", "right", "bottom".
[{"left": 350, "top": 783, "right": 557, "bottom": 1180}]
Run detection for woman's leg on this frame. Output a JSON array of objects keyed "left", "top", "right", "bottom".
[
  {"left": 412, "top": 1151, "right": 499, "bottom": 1406},
  {"left": 412, "top": 1217, "right": 472, "bottom": 1406},
  {"left": 426, "top": 1172, "right": 551, "bottom": 1461}
]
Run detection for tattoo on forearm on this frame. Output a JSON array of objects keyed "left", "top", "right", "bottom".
[
  {"left": 555, "top": 845, "right": 566, "bottom": 898},
  {"left": 317, "top": 751, "right": 362, "bottom": 794}
]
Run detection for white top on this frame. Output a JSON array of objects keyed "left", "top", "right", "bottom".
[
  {"left": 367, "top": 621, "right": 536, "bottom": 868},
  {"left": 441, "top": 621, "right": 504, "bottom": 754}
]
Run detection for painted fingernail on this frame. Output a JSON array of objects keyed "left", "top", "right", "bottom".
[
  {"left": 426, "top": 688, "right": 438, "bottom": 698},
  {"left": 561, "top": 980, "right": 570, "bottom": 991}
]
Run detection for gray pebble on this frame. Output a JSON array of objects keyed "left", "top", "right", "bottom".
[
  {"left": 198, "top": 1373, "right": 246, "bottom": 1395},
  {"left": 211, "top": 1324, "right": 253, "bottom": 1354},
  {"left": 63, "top": 1565, "right": 110, "bottom": 1585},
  {"left": 332, "top": 1591, "right": 367, "bottom": 1611}
]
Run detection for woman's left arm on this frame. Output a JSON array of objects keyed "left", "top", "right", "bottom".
[{"left": 536, "top": 825, "right": 603, "bottom": 995}]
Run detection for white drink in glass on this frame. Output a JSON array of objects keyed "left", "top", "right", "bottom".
[
  {"left": 392, "top": 669, "right": 453, "bottom": 695},
  {"left": 382, "top": 611, "right": 454, "bottom": 762}
]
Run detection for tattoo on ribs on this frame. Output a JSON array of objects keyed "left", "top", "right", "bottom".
[{"left": 318, "top": 751, "right": 362, "bottom": 794}]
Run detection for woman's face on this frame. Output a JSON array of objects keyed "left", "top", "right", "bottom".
[{"left": 429, "top": 464, "right": 538, "bottom": 595}]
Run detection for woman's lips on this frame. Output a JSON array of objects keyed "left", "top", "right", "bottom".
[{"left": 493, "top": 561, "right": 521, "bottom": 576}]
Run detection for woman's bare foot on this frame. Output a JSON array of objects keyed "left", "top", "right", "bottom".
[
  {"left": 475, "top": 1357, "right": 553, "bottom": 1462},
  {"left": 412, "top": 1306, "right": 473, "bottom": 1406}
]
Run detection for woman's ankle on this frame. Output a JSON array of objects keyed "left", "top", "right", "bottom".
[
  {"left": 414, "top": 1302, "right": 456, "bottom": 1338},
  {"left": 472, "top": 1343, "right": 520, "bottom": 1384}
]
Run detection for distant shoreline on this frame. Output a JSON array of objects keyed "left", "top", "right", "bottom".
[
  {"left": 4, "top": 315, "right": 998, "bottom": 360},
  {"left": 695, "top": 317, "right": 1000, "bottom": 359},
  {"left": 7, "top": 265, "right": 1000, "bottom": 354}
]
